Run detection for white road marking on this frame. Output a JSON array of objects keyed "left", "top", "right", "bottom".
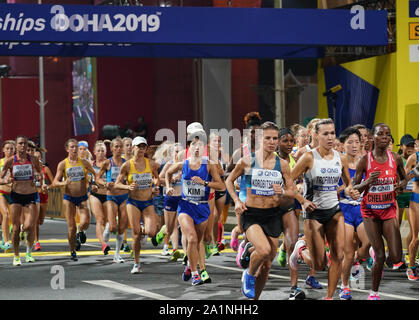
[
  {"left": 84, "top": 280, "right": 174, "bottom": 300},
  {"left": 204, "top": 263, "right": 419, "bottom": 301}
]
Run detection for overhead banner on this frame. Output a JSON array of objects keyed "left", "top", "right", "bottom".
[
  {"left": 0, "top": 4, "right": 388, "bottom": 46},
  {"left": 0, "top": 41, "right": 325, "bottom": 58}
]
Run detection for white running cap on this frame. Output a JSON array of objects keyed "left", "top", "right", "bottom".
[
  {"left": 132, "top": 136, "right": 148, "bottom": 147},
  {"left": 186, "top": 122, "right": 204, "bottom": 134}
]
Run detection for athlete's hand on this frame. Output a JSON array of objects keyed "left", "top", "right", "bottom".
[
  {"left": 302, "top": 200, "right": 317, "bottom": 213},
  {"left": 367, "top": 171, "right": 380, "bottom": 185},
  {"left": 128, "top": 182, "right": 138, "bottom": 191},
  {"left": 91, "top": 184, "right": 98, "bottom": 193},
  {"left": 191, "top": 176, "right": 205, "bottom": 185},
  {"left": 234, "top": 200, "right": 247, "bottom": 215},
  {"left": 166, "top": 187, "right": 175, "bottom": 196},
  {"left": 106, "top": 182, "right": 114, "bottom": 190},
  {"left": 41, "top": 184, "right": 49, "bottom": 192},
  {"left": 152, "top": 187, "right": 160, "bottom": 196},
  {"left": 272, "top": 184, "right": 284, "bottom": 196},
  {"left": 346, "top": 186, "right": 360, "bottom": 200},
  {"left": 64, "top": 177, "right": 72, "bottom": 186}
]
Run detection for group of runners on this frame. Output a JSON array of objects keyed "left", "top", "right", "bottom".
[{"left": 0, "top": 113, "right": 418, "bottom": 300}]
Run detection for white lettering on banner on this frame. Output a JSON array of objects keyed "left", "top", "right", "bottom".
[
  {"left": 350, "top": 5, "right": 365, "bottom": 30},
  {"left": 49, "top": 5, "right": 161, "bottom": 33},
  {"left": 0, "top": 12, "right": 46, "bottom": 35}
]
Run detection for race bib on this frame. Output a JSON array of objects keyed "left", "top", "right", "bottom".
[
  {"left": 110, "top": 166, "right": 120, "bottom": 181},
  {"left": 366, "top": 182, "right": 395, "bottom": 210},
  {"left": 250, "top": 169, "right": 283, "bottom": 196},
  {"left": 66, "top": 166, "right": 85, "bottom": 182},
  {"left": 13, "top": 164, "right": 33, "bottom": 181},
  {"left": 132, "top": 172, "right": 152, "bottom": 190},
  {"left": 182, "top": 179, "right": 206, "bottom": 201}
]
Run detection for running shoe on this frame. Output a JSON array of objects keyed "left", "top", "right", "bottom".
[
  {"left": 103, "top": 223, "right": 110, "bottom": 243},
  {"left": 102, "top": 243, "right": 111, "bottom": 255},
  {"left": 366, "top": 257, "right": 373, "bottom": 271},
  {"left": 34, "top": 242, "right": 41, "bottom": 251},
  {"left": 25, "top": 252, "right": 35, "bottom": 263},
  {"left": 305, "top": 276, "right": 323, "bottom": 289},
  {"left": 131, "top": 263, "right": 141, "bottom": 274},
  {"left": 240, "top": 242, "right": 253, "bottom": 269},
  {"left": 212, "top": 244, "right": 220, "bottom": 256},
  {"left": 217, "top": 241, "right": 225, "bottom": 252},
  {"left": 78, "top": 231, "right": 87, "bottom": 244},
  {"left": 393, "top": 261, "right": 407, "bottom": 271},
  {"left": 406, "top": 267, "right": 419, "bottom": 281},
  {"left": 236, "top": 241, "right": 245, "bottom": 268},
  {"left": 123, "top": 242, "right": 131, "bottom": 253},
  {"left": 182, "top": 266, "right": 192, "bottom": 281},
  {"left": 3, "top": 241, "right": 12, "bottom": 253},
  {"left": 70, "top": 251, "right": 78, "bottom": 261},
  {"left": 277, "top": 248, "right": 287, "bottom": 267},
  {"left": 113, "top": 255, "right": 125, "bottom": 263},
  {"left": 151, "top": 225, "right": 166, "bottom": 247},
  {"left": 339, "top": 287, "right": 352, "bottom": 300},
  {"left": 75, "top": 238, "right": 81, "bottom": 251},
  {"left": 289, "top": 286, "right": 305, "bottom": 300},
  {"left": 200, "top": 269, "right": 212, "bottom": 283},
  {"left": 241, "top": 269, "right": 255, "bottom": 299},
  {"left": 205, "top": 243, "right": 213, "bottom": 259},
  {"left": 13, "top": 256, "right": 21, "bottom": 266},
  {"left": 230, "top": 231, "right": 239, "bottom": 252},
  {"left": 161, "top": 246, "right": 170, "bottom": 256},
  {"left": 170, "top": 250, "right": 182, "bottom": 262},
  {"left": 367, "top": 293, "right": 380, "bottom": 300},
  {"left": 192, "top": 274, "right": 204, "bottom": 286},
  {"left": 289, "top": 239, "right": 306, "bottom": 270}
]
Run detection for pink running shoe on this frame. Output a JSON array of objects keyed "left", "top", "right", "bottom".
[
  {"left": 289, "top": 239, "right": 306, "bottom": 270},
  {"left": 367, "top": 293, "right": 380, "bottom": 300},
  {"left": 236, "top": 240, "right": 245, "bottom": 268},
  {"left": 230, "top": 234, "right": 239, "bottom": 252}
]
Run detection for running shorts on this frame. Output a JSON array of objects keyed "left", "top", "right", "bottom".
[
  {"left": 397, "top": 192, "right": 412, "bottom": 209},
  {"left": 303, "top": 204, "right": 341, "bottom": 226},
  {"left": 340, "top": 203, "right": 363, "bottom": 231},
  {"left": 240, "top": 206, "right": 288, "bottom": 238},
  {"left": 164, "top": 195, "right": 182, "bottom": 212},
  {"left": 177, "top": 199, "right": 210, "bottom": 225}
]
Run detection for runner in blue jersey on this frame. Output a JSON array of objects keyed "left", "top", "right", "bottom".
[{"left": 165, "top": 136, "right": 225, "bottom": 286}]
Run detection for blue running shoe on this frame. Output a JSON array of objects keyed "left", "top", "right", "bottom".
[
  {"left": 305, "top": 276, "right": 323, "bottom": 289},
  {"left": 241, "top": 269, "right": 256, "bottom": 299},
  {"left": 339, "top": 288, "right": 352, "bottom": 300},
  {"left": 192, "top": 274, "right": 203, "bottom": 286},
  {"left": 182, "top": 266, "right": 192, "bottom": 281}
]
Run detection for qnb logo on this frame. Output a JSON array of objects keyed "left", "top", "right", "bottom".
[
  {"left": 320, "top": 168, "right": 339, "bottom": 174},
  {"left": 350, "top": 5, "right": 365, "bottom": 30},
  {"left": 50, "top": 265, "right": 65, "bottom": 290}
]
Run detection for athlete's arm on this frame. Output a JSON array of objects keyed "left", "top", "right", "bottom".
[
  {"left": 405, "top": 153, "right": 418, "bottom": 180},
  {"left": 275, "top": 159, "right": 296, "bottom": 198},
  {"left": 353, "top": 155, "right": 378, "bottom": 193},
  {"left": 150, "top": 159, "right": 161, "bottom": 187},
  {"left": 340, "top": 154, "right": 360, "bottom": 200},
  {"left": 226, "top": 148, "right": 242, "bottom": 173},
  {"left": 114, "top": 161, "right": 132, "bottom": 191},
  {"left": 226, "top": 157, "right": 248, "bottom": 215},
  {"left": 0, "top": 157, "right": 13, "bottom": 184},
  {"left": 165, "top": 162, "right": 183, "bottom": 196},
  {"left": 96, "top": 159, "right": 110, "bottom": 188},
  {"left": 52, "top": 161, "right": 70, "bottom": 187},
  {"left": 291, "top": 151, "right": 312, "bottom": 181},
  {"left": 394, "top": 152, "right": 408, "bottom": 193},
  {"left": 199, "top": 160, "right": 225, "bottom": 191}
]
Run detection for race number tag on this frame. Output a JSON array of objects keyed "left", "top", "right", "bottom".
[
  {"left": 66, "top": 166, "right": 85, "bottom": 182},
  {"left": 131, "top": 172, "right": 152, "bottom": 190},
  {"left": 182, "top": 179, "right": 206, "bottom": 201},
  {"left": 13, "top": 164, "right": 33, "bottom": 181},
  {"left": 250, "top": 169, "right": 283, "bottom": 196}
]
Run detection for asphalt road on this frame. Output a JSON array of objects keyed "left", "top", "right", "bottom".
[{"left": 0, "top": 218, "right": 418, "bottom": 304}]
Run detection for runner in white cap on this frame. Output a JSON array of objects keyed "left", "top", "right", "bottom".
[{"left": 114, "top": 136, "right": 161, "bottom": 274}]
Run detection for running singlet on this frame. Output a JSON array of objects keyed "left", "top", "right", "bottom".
[
  {"left": 245, "top": 153, "right": 283, "bottom": 197},
  {"left": 362, "top": 150, "right": 397, "bottom": 210},
  {"left": 63, "top": 158, "right": 86, "bottom": 182},
  {"left": 12, "top": 155, "right": 34, "bottom": 181},
  {"left": 127, "top": 158, "right": 153, "bottom": 190},
  {"left": 303, "top": 149, "right": 342, "bottom": 210},
  {"left": 413, "top": 152, "right": 419, "bottom": 183},
  {"left": 106, "top": 157, "right": 126, "bottom": 183},
  {"left": 181, "top": 157, "right": 211, "bottom": 203}
]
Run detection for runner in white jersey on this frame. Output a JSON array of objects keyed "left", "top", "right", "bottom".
[{"left": 291, "top": 119, "right": 359, "bottom": 300}]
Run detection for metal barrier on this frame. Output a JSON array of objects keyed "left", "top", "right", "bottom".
[{"left": 46, "top": 187, "right": 65, "bottom": 219}]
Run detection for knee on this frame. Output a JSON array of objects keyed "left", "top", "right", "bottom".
[
  {"left": 256, "top": 245, "right": 272, "bottom": 261},
  {"left": 374, "top": 249, "right": 386, "bottom": 264}
]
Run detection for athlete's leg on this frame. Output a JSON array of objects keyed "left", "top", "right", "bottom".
[
  {"left": 77, "top": 201, "right": 91, "bottom": 232},
  {"left": 0, "top": 196, "right": 10, "bottom": 243},
  {"left": 106, "top": 201, "right": 119, "bottom": 234},
  {"left": 282, "top": 210, "right": 299, "bottom": 287},
  {"left": 354, "top": 222, "right": 371, "bottom": 260},
  {"left": 63, "top": 200, "right": 77, "bottom": 252},
  {"left": 10, "top": 204, "right": 23, "bottom": 256},
  {"left": 341, "top": 223, "right": 356, "bottom": 287},
  {"left": 126, "top": 204, "right": 142, "bottom": 264},
  {"left": 89, "top": 196, "right": 106, "bottom": 246},
  {"left": 303, "top": 219, "right": 327, "bottom": 271}
]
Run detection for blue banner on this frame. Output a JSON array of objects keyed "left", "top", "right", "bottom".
[
  {"left": 0, "top": 41, "right": 324, "bottom": 59},
  {"left": 410, "top": 1, "right": 419, "bottom": 17},
  {"left": 0, "top": 4, "right": 388, "bottom": 46}
]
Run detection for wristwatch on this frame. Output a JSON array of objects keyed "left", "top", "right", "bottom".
[{"left": 204, "top": 181, "right": 209, "bottom": 187}]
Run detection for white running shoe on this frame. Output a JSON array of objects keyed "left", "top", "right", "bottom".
[
  {"left": 113, "top": 255, "right": 125, "bottom": 263},
  {"left": 161, "top": 247, "right": 170, "bottom": 256},
  {"left": 131, "top": 263, "right": 141, "bottom": 274},
  {"left": 289, "top": 239, "right": 306, "bottom": 270}
]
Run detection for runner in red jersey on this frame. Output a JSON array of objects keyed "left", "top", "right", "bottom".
[{"left": 353, "top": 123, "right": 408, "bottom": 300}]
